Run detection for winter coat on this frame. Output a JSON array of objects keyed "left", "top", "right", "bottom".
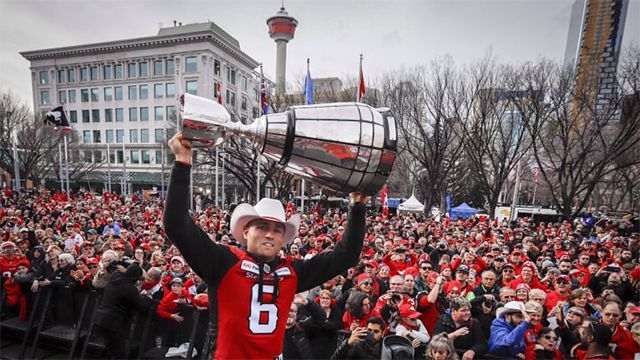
[
  {"left": 282, "top": 325, "right": 314, "bottom": 360},
  {"left": 488, "top": 317, "right": 529, "bottom": 358},
  {"left": 156, "top": 289, "right": 193, "bottom": 319},
  {"left": 432, "top": 312, "right": 487, "bottom": 356},
  {"left": 300, "top": 301, "right": 343, "bottom": 359},
  {"left": 94, "top": 272, "right": 151, "bottom": 332}
]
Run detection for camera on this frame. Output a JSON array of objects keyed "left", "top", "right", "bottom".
[
  {"left": 106, "top": 257, "right": 134, "bottom": 273},
  {"left": 604, "top": 266, "right": 620, "bottom": 272},
  {"left": 483, "top": 298, "right": 496, "bottom": 308},
  {"left": 365, "top": 330, "right": 375, "bottom": 344},
  {"left": 389, "top": 291, "right": 402, "bottom": 304}
]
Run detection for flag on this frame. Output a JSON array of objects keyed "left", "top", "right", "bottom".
[
  {"left": 260, "top": 64, "right": 269, "bottom": 115},
  {"left": 260, "top": 80, "right": 269, "bottom": 115},
  {"left": 380, "top": 185, "right": 389, "bottom": 218},
  {"left": 304, "top": 60, "right": 314, "bottom": 105},
  {"left": 357, "top": 54, "right": 365, "bottom": 102},
  {"left": 44, "top": 106, "right": 72, "bottom": 131},
  {"left": 217, "top": 82, "right": 222, "bottom": 105}
]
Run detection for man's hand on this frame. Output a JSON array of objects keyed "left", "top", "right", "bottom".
[
  {"left": 450, "top": 326, "right": 469, "bottom": 339},
  {"left": 347, "top": 327, "right": 367, "bottom": 346},
  {"left": 411, "top": 338, "right": 421, "bottom": 348},
  {"left": 461, "top": 350, "right": 476, "bottom": 360},
  {"left": 349, "top": 192, "right": 370, "bottom": 204},
  {"left": 171, "top": 313, "right": 184, "bottom": 322},
  {"left": 168, "top": 134, "right": 193, "bottom": 164},
  {"left": 294, "top": 293, "right": 308, "bottom": 306}
]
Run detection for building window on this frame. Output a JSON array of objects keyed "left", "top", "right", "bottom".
[
  {"left": 129, "top": 107, "right": 138, "bottom": 121},
  {"left": 93, "top": 150, "right": 102, "bottom": 163},
  {"left": 166, "top": 83, "right": 175, "bottom": 98},
  {"left": 68, "top": 90, "right": 76, "bottom": 103},
  {"left": 114, "top": 86, "right": 123, "bottom": 101},
  {"left": 67, "top": 68, "right": 76, "bottom": 83},
  {"left": 241, "top": 96, "right": 248, "bottom": 111},
  {"left": 128, "top": 85, "right": 137, "bottom": 100},
  {"left": 92, "top": 109, "right": 100, "bottom": 123},
  {"left": 155, "top": 150, "right": 163, "bottom": 164},
  {"left": 114, "top": 64, "right": 123, "bottom": 79},
  {"left": 81, "top": 89, "right": 89, "bottom": 102},
  {"left": 241, "top": 75, "right": 247, "bottom": 91},
  {"left": 83, "top": 130, "right": 91, "bottom": 143},
  {"left": 90, "top": 66, "right": 99, "bottom": 81},
  {"left": 154, "top": 106, "right": 164, "bottom": 121},
  {"left": 129, "top": 129, "right": 138, "bottom": 143},
  {"left": 214, "top": 60, "right": 221, "bottom": 76},
  {"left": 83, "top": 150, "right": 92, "bottom": 162},
  {"left": 69, "top": 110, "right": 77, "bottom": 123},
  {"left": 155, "top": 128, "right": 164, "bottom": 142},
  {"left": 166, "top": 59, "right": 175, "bottom": 75},
  {"left": 154, "top": 84, "right": 163, "bottom": 98},
  {"left": 40, "top": 91, "right": 50, "bottom": 105},
  {"left": 226, "top": 68, "right": 236, "bottom": 85},
  {"left": 115, "top": 108, "right": 124, "bottom": 122},
  {"left": 140, "top": 128, "right": 149, "bottom": 143},
  {"left": 80, "top": 68, "right": 88, "bottom": 82},
  {"left": 39, "top": 70, "right": 49, "bottom": 85},
  {"left": 185, "top": 56, "right": 197, "bottom": 73},
  {"left": 141, "top": 150, "right": 150, "bottom": 164},
  {"left": 128, "top": 63, "right": 136, "bottom": 78},
  {"left": 104, "top": 87, "right": 113, "bottom": 101},
  {"left": 139, "top": 84, "right": 148, "bottom": 100},
  {"left": 57, "top": 70, "right": 65, "bottom": 83},
  {"left": 116, "top": 129, "right": 124, "bottom": 143},
  {"left": 105, "top": 109, "right": 113, "bottom": 122},
  {"left": 91, "top": 88, "right": 99, "bottom": 102},
  {"left": 153, "top": 60, "right": 163, "bottom": 76},
  {"left": 58, "top": 90, "right": 67, "bottom": 104},
  {"left": 82, "top": 110, "right": 90, "bottom": 123},
  {"left": 103, "top": 65, "right": 112, "bottom": 80},
  {"left": 130, "top": 150, "right": 140, "bottom": 164},
  {"left": 139, "top": 62, "right": 148, "bottom": 77},
  {"left": 106, "top": 129, "right": 114, "bottom": 143},
  {"left": 230, "top": 91, "right": 236, "bottom": 106},
  {"left": 140, "top": 107, "right": 149, "bottom": 122},
  {"left": 93, "top": 130, "right": 101, "bottom": 143},
  {"left": 166, "top": 106, "right": 176, "bottom": 121},
  {"left": 186, "top": 80, "right": 197, "bottom": 95},
  {"left": 116, "top": 150, "right": 123, "bottom": 163}
]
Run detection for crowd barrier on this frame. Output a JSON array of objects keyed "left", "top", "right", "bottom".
[{"left": 0, "top": 286, "right": 212, "bottom": 360}]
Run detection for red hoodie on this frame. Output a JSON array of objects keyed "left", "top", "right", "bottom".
[{"left": 156, "top": 289, "right": 193, "bottom": 319}]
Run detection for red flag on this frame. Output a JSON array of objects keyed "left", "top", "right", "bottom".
[
  {"left": 217, "top": 82, "right": 222, "bottom": 104},
  {"left": 357, "top": 55, "right": 365, "bottom": 102},
  {"left": 380, "top": 185, "right": 388, "bottom": 218}
]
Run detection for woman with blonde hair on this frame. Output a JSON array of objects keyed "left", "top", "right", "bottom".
[{"left": 425, "top": 333, "right": 457, "bottom": 360}]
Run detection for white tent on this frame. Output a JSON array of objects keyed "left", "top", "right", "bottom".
[{"left": 397, "top": 193, "right": 424, "bottom": 213}]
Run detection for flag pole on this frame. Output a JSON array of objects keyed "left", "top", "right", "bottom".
[
  {"left": 107, "top": 142, "right": 112, "bottom": 193},
  {"left": 215, "top": 146, "right": 219, "bottom": 208},
  {"left": 58, "top": 142, "right": 64, "bottom": 193},
  {"left": 63, "top": 134, "right": 70, "bottom": 196},
  {"left": 301, "top": 178, "right": 305, "bottom": 213},
  {"left": 122, "top": 141, "right": 127, "bottom": 196},
  {"left": 12, "top": 130, "right": 21, "bottom": 192},
  {"left": 357, "top": 54, "right": 365, "bottom": 103}
]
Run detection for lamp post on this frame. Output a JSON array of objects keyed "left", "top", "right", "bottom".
[{"left": 12, "top": 129, "right": 21, "bottom": 192}]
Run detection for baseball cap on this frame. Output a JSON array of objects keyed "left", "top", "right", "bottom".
[{"left": 456, "top": 265, "right": 470, "bottom": 273}]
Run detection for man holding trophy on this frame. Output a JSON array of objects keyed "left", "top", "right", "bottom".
[{"left": 163, "top": 94, "right": 397, "bottom": 359}]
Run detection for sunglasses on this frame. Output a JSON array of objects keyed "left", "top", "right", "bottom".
[
  {"left": 542, "top": 335, "right": 558, "bottom": 341},
  {"left": 360, "top": 281, "right": 372, "bottom": 285},
  {"left": 421, "top": 267, "right": 430, "bottom": 271}
]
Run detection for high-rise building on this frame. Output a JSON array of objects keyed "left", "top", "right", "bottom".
[
  {"left": 267, "top": 6, "right": 298, "bottom": 95},
  {"left": 21, "top": 22, "right": 261, "bottom": 193},
  {"left": 566, "top": 0, "right": 629, "bottom": 115}
]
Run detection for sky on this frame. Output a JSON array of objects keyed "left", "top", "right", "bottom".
[{"left": 1, "top": 0, "right": 638, "bottom": 107}]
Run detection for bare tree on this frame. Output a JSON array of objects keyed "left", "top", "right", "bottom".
[{"left": 517, "top": 47, "right": 640, "bottom": 219}]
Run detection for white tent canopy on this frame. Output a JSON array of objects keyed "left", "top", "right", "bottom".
[{"left": 397, "top": 193, "right": 424, "bottom": 213}]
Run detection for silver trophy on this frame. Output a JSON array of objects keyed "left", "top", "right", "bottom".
[{"left": 180, "top": 93, "right": 397, "bottom": 195}]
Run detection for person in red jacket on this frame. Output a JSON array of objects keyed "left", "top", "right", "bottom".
[
  {"left": 599, "top": 302, "right": 639, "bottom": 360},
  {"left": 156, "top": 277, "right": 195, "bottom": 347},
  {"left": 509, "top": 263, "right": 547, "bottom": 291},
  {"left": 382, "top": 245, "right": 417, "bottom": 277},
  {"left": 450, "top": 249, "right": 487, "bottom": 276}
]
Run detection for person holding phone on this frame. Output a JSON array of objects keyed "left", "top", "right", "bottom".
[{"left": 331, "top": 317, "right": 385, "bottom": 359}]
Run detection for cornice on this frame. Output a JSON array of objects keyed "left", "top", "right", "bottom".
[{"left": 20, "top": 31, "right": 259, "bottom": 69}]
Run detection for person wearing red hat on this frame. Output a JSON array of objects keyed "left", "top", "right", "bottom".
[
  {"left": 599, "top": 302, "right": 640, "bottom": 360},
  {"left": 509, "top": 263, "right": 547, "bottom": 291},
  {"left": 382, "top": 245, "right": 417, "bottom": 277},
  {"left": 393, "top": 303, "right": 430, "bottom": 350},
  {"left": 450, "top": 249, "right": 487, "bottom": 278}
]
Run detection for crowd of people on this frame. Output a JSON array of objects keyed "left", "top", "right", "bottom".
[{"left": 1, "top": 187, "right": 640, "bottom": 360}]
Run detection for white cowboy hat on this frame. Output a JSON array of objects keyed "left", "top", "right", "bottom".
[
  {"left": 230, "top": 198, "right": 300, "bottom": 246},
  {"left": 496, "top": 301, "right": 526, "bottom": 318}
]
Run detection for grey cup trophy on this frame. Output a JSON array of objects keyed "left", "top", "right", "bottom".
[{"left": 179, "top": 93, "right": 397, "bottom": 195}]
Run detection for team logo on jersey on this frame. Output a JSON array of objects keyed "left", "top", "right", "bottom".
[
  {"left": 263, "top": 263, "right": 271, "bottom": 274},
  {"left": 240, "top": 260, "right": 260, "bottom": 275},
  {"left": 275, "top": 267, "right": 291, "bottom": 277}
]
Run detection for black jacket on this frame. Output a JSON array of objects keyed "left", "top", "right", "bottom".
[
  {"left": 331, "top": 338, "right": 381, "bottom": 360},
  {"left": 301, "top": 301, "right": 343, "bottom": 359},
  {"left": 283, "top": 325, "right": 314, "bottom": 360},
  {"left": 432, "top": 313, "right": 488, "bottom": 356},
  {"left": 94, "top": 272, "right": 151, "bottom": 332}
]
